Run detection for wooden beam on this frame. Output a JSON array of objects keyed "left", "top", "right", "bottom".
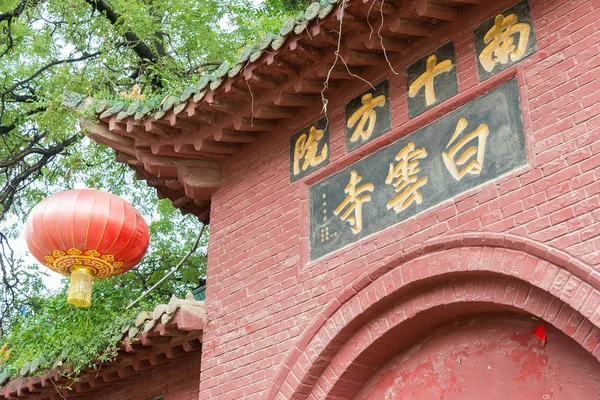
[
  {"left": 316, "top": 64, "right": 361, "bottom": 80},
  {"left": 364, "top": 36, "right": 407, "bottom": 53},
  {"left": 244, "top": 70, "right": 278, "bottom": 90},
  {"left": 194, "top": 140, "right": 242, "bottom": 154},
  {"left": 388, "top": 18, "right": 434, "bottom": 37},
  {"left": 144, "top": 119, "right": 181, "bottom": 136},
  {"left": 222, "top": 82, "right": 253, "bottom": 102},
  {"left": 288, "top": 39, "right": 323, "bottom": 61},
  {"left": 233, "top": 117, "right": 278, "bottom": 131},
  {"left": 85, "top": 122, "right": 135, "bottom": 156},
  {"left": 184, "top": 102, "right": 220, "bottom": 123},
  {"left": 107, "top": 117, "right": 128, "bottom": 135},
  {"left": 254, "top": 105, "right": 298, "bottom": 119},
  {"left": 266, "top": 55, "right": 302, "bottom": 78},
  {"left": 415, "top": 1, "right": 460, "bottom": 22},
  {"left": 336, "top": 9, "right": 370, "bottom": 32},
  {"left": 214, "top": 129, "right": 257, "bottom": 143},
  {"left": 358, "top": 0, "right": 396, "bottom": 15},
  {"left": 293, "top": 79, "right": 326, "bottom": 93},
  {"left": 274, "top": 92, "right": 319, "bottom": 107},
  {"left": 446, "top": 0, "right": 483, "bottom": 4},
  {"left": 308, "top": 24, "right": 339, "bottom": 46},
  {"left": 344, "top": 49, "right": 386, "bottom": 66}
]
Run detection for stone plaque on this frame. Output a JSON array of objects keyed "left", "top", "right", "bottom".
[
  {"left": 345, "top": 80, "right": 392, "bottom": 152},
  {"left": 310, "top": 79, "right": 527, "bottom": 260},
  {"left": 290, "top": 116, "right": 330, "bottom": 183},
  {"left": 406, "top": 41, "right": 458, "bottom": 119},
  {"left": 474, "top": 0, "right": 537, "bottom": 81}
]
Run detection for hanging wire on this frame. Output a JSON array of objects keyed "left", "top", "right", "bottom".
[{"left": 125, "top": 223, "right": 206, "bottom": 310}]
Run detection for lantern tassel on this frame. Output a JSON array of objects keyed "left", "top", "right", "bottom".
[{"left": 67, "top": 267, "right": 94, "bottom": 308}]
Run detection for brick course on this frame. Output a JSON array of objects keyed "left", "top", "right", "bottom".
[
  {"left": 200, "top": 0, "right": 600, "bottom": 398},
  {"left": 90, "top": 353, "right": 201, "bottom": 400}
]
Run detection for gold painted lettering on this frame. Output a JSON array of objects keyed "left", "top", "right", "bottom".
[
  {"left": 347, "top": 93, "right": 386, "bottom": 142},
  {"left": 293, "top": 126, "right": 328, "bottom": 175},
  {"left": 386, "top": 142, "right": 429, "bottom": 213},
  {"left": 333, "top": 170, "right": 374, "bottom": 234},
  {"left": 479, "top": 13, "right": 531, "bottom": 72},
  {"left": 408, "top": 54, "right": 454, "bottom": 106},
  {"left": 442, "top": 118, "right": 490, "bottom": 181}
]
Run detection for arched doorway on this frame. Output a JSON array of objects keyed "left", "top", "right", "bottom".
[
  {"left": 355, "top": 313, "right": 600, "bottom": 400},
  {"left": 266, "top": 234, "right": 600, "bottom": 400}
]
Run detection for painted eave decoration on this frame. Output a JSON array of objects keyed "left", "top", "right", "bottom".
[{"left": 80, "top": 0, "right": 495, "bottom": 223}]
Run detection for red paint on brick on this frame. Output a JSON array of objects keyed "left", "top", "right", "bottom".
[
  {"left": 194, "top": 0, "right": 600, "bottom": 398},
  {"left": 355, "top": 315, "right": 600, "bottom": 400}
]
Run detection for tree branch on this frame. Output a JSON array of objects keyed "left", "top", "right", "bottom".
[
  {"left": 0, "top": 0, "right": 43, "bottom": 22},
  {"left": 0, "top": 135, "right": 79, "bottom": 221},
  {"left": 0, "top": 51, "right": 103, "bottom": 97},
  {"left": 0, "top": 0, "right": 45, "bottom": 58},
  {"left": 84, "top": 0, "right": 163, "bottom": 63}
]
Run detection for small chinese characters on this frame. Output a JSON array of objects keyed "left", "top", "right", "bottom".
[
  {"left": 406, "top": 42, "right": 458, "bottom": 118},
  {"left": 333, "top": 170, "right": 374, "bottom": 234},
  {"left": 345, "top": 80, "right": 391, "bottom": 151},
  {"left": 474, "top": 0, "right": 537, "bottom": 81},
  {"left": 289, "top": 117, "right": 330, "bottom": 182}
]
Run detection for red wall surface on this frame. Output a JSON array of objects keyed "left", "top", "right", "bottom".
[
  {"left": 90, "top": 353, "right": 201, "bottom": 400},
  {"left": 200, "top": 0, "right": 600, "bottom": 398},
  {"left": 355, "top": 313, "right": 600, "bottom": 399}
]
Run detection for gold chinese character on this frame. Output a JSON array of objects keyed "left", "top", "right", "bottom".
[
  {"left": 442, "top": 118, "right": 490, "bottom": 181},
  {"left": 408, "top": 54, "right": 454, "bottom": 106},
  {"left": 479, "top": 13, "right": 531, "bottom": 72},
  {"left": 333, "top": 170, "right": 374, "bottom": 234},
  {"left": 347, "top": 93, "right": 386, "bottom": 142},
  {"left": 386, "top": 142, "right": 429, "bottom": 213},
  {"left": 293, "top": 126, "right": 328, "bottom": 175}
]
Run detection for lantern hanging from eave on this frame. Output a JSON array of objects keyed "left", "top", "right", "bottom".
[{"left": 25, "top": 189, "right": 149, "bottom": 307}]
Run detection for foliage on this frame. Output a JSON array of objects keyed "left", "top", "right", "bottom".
[
  {"left": 0, "top": 192, "right": 209, "bottom": 380},
  {"left": 0, "top": 0, "right": 304, "bottom": 382}
]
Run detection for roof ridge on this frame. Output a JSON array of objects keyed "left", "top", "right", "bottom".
[{"left": 64, "top": 0, "right": 344, "bottom": 122}]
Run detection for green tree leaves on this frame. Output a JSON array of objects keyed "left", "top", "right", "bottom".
[{"left": 0, "top": 0, "right": 301, "bottom": 380}]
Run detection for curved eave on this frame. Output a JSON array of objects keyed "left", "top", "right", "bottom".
[
  {"left": 0, "top": 296, "right": 205, "bottom": 399},
  {"left": 85, "top": 0, "right": 486, "bottom": 222}
]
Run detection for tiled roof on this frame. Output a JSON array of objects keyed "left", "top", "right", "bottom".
[
  {"left": 84, "top": 0, "right": 483, "bottom": 222},
  {"left": 0, "top": 293, "right": 205, "bottom": 399}
]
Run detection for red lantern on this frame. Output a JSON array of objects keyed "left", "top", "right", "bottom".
[{"left": 25, "top": 189, "right": 149, "bottom": 307}]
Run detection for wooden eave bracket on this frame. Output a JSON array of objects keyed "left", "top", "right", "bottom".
[{"left": 83, "top": 0, "right": 488, "bottom": 221}]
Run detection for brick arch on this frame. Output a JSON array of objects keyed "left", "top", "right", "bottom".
[{"left": 265, "top": 233, "right": 600, "bottom": 400}]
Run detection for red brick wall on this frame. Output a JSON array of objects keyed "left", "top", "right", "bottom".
[
  {"left": 354, "top": 314, "right": 600, "bottom": 399},
  {"left": 200, "top": 0, "right": 600, "bottom": 398},
  {"left": 90, "top": 353, "right": 201, "bottom": 400}
]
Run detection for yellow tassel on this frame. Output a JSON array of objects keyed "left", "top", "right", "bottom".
[{"left": 67, "top": 267, "right": 94, "bottom": 308}]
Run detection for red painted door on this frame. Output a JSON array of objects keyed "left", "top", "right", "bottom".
[{"left": 355, "top": 314, "right": 600, "bottom": 400}]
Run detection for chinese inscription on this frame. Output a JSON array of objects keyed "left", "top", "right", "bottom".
[
  {"left": 310, "top": 79, "right": 527, "bottom": 259},
  {"left": 442, "top": 118, "right": 490, "bottom": 181},
  {"left": 345, "top": 80, "right": 391, "bottom": 152},
  {"left": 406, "top": 42, "right": 458, "bottom": 118},
  {"left": 290, "top": 117, "right": 330, "bottom": 182},
  {"left": 474, "top": 0, "right": 537, "bottom": 81},
  {"left": 408, "top": 55, "right": 454, "bottom": 107},
  {"left": 333, "top": 170, "right": 374, "bottom": 234},
  {"left": 385, "top": 143, "right": 429, "bottom": 214}
]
